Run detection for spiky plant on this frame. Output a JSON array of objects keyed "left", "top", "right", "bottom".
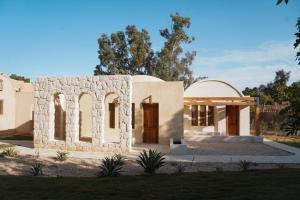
[
  {"left": 31, "top": 161, "right": 44, "bottom": 176},
  {"left": 239, "top": 160, "right": 252, "bottom": 171},
  {"left": 2, "top": 146, "right": 18, "bottom": 157},
  {"left": 99, "top": 154, "right": 124, "bottom": 177},
  {"left": 137, "top": 149, "right": 165, "bottom": 174},
  {"left": 56, "top": 151, "right": 69, "bottom": 162}
]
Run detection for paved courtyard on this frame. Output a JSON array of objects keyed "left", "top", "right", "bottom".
[{"left": 183, "top": 141, "right": 292, "bottom": 156}]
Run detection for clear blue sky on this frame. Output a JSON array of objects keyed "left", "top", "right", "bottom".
[{"left": 0, "top": 0, "right": 300, "bottom": 89}]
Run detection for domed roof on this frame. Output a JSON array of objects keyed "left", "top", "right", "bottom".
[
  {"left": 132, "top": 75, "right": 164, "bottom": 82},
  {"left": 184, "top": 79, "right": 243, "bottom": 97}
]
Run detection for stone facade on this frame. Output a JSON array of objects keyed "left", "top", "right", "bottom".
[{"left": 34, "top": 75, "right": 132, "bottom": 152}]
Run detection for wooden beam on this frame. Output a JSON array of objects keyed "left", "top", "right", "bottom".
[
  {"left": 184, "top": 97, "right": 255, "bottom": 101},
  {"left": 184, "top": 101, "right": 255, "bottom": 106}
]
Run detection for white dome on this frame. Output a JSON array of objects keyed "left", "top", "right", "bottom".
[
  {"left": 132, "top": 75, "right": 164, "bottom": 82},
  {"left": 184, "top": 79, "right": 243, "bottom": 97}
]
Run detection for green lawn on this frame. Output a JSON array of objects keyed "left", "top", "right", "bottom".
[{"left": 0, "top": 169, "right": 300, "bottom": 200}]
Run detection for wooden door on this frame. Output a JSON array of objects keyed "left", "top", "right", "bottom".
[
  {"left": 226, "top": 106, "right": 240, "bottom": 136},
  {"left": 143, "top": 103, "right": 159, "bottom": 143}
]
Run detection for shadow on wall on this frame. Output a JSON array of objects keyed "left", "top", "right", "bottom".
[
  {"left": 0, "top": 120, "right": 33, "bottom": 136},
  {"left": 158, "top": 108, "right": 184, "bottom": 144}
]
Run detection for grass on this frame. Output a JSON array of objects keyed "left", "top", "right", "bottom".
[
  {"left": 0, "top": 134, "right": 33, "bottom": 141},
  {"left": 264, "top": 134, "right": 300, "bottom": 148},
  {"left": 0, "top": 169, "right": 300, "bottom": 200}
]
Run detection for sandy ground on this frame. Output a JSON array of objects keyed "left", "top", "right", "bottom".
[
  {"left": 1, "top": 139, "right": 300, "bottom": 177},
  {"left": 1, "top": 154, "right": 300, "bottom": 177}
]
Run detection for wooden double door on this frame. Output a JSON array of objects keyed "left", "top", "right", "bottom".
[
  {"left": 226, "top": 105, "right": 240, "bottom": 136},
  {"left": 143, "top": 103, "right": 159, "bottom": 143}
]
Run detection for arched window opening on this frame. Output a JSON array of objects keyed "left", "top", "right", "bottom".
[
  {"left": 79, "top": 93, "right": 93, "bottom": 142},
  {"left": 54, "top": 93, "right": 66, "bottom": 140}
]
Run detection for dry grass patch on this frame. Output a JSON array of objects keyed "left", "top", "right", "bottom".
[{"left": 264, "top": 134, "right": 300, "bottom": 148}]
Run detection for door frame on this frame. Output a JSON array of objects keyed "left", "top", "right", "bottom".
[
  {"left": 226, "top": 105, "right": 240, "bottom": 136},
  {"left": 142, "top": 103, "right": 159, "bottom": 143}
]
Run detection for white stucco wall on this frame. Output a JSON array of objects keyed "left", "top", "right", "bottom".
[
  {"left": 0, "top": 74, "right": 16, "bottom": 134},
  {"left": 34, "top": 75, "right": 132, "bottom": 152}
]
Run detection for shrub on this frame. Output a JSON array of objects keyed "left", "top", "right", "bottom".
[
  {"left": 99, "top": 154, "right": 124, "bottom": 177},
  {"left": 137, "top": 149, "right": 165, "bottom": 174},
  {"left": 175, "top": 162, "right": 185, "bottom": 174},
  {"left": 239, "top": 160, "right": 252, "bottom": 171},
  {"left": 56, "top": 151, "right": 69, "bottom": 161},
  {"left": 31, "top": 161, "right": 43, "bottom": 176},
  {"left": 216, "top": 166, "right": 224, "bottom": 172},
  {"left": 2, "top": 146, "right": 18, "bottom": 157},
  {"left": 0, "top": 144, "right": 14, "bottom": 150}
]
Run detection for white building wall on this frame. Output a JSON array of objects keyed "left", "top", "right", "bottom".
[
  {"left": 0, "top": 75, "right": 16, "bottom": 133},
  {"left": 239, "top": 106, "right": 250, "bottom": 136}
]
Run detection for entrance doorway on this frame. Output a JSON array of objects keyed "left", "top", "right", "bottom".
[
  {"left": 143, "top": 103, "right": 159, "bottom": 143},
  {"left": 226, "top": 105, "right": 240, "bottom": 136}
]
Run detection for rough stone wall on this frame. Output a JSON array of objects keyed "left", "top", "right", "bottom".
[{"left": 34, "top": 75, "right": 132, "bottom": 152}]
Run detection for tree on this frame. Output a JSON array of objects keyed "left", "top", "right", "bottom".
[
  {"left": 281, "top": 81, "right": 300, "bottom": 135},
  {"left": 276, "top": 0, "right": 300, "bottom": 65},
  {"left": 94, "top": 13, "right": 202, "bottom": 88},
  {"left": 9, "top": 74, "right": 30, "bottom": 83},
  {"left": 276, "top": 0, "right": 288, "bottom": 5},
  {"left": 242, "top": 70, "right": 290, "bottom": 105},
  {"left": 294, "top": 17, "right": 300, "bottom": 65}
]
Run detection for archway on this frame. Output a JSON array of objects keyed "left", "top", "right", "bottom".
[
  {"left": 79, "top": 93, "right": 93, "bottom": 142},
  {"left": 54, "top": 93, "right": 66, "bottom": 140}
]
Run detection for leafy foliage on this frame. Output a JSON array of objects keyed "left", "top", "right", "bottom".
[
  {"left": 242, "top": 70, "right": 290, "bottom": 105},
  {"left": 31, "top": 161, "right": 44, "bottom": 176},
  {"left": 94, "top": 13, "right": 204, "bottom": 88},
  {"left": 280, "top": 81, "right": 300, "bottom": 135},
  {"left": 2, "top": 146, "right": 18, "bottom": 157},
  {"left": 137, "top": 149, "right": 165, "bottom": 174},
  {"left": 99, "top": 154, "right": 125, "bottom": 177},
  {"left": 9, "top": 74, "right": 30, "bottom": 83},
  {"left": 56, "top": 151, "right": 69, "bottom": 162},
  {"left": 295, "top": 17, "right": 300, "bottom": 65},
  {"left": 276, "top": 0, "right": 289, "bottom": 5}
]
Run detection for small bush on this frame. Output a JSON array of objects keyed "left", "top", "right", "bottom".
[
  {"left": 99, "top": 154, "right": 124, "bottom": 177},
  {"left": 56, "top": 151, "right": 69, "bottom": 161},
  {"left": 175, "top": 162, "right": 186, "bottom": 174},
  {"left": 137, "top": 149, "right": 165, "bottom": 174},
  {"left": 31, "top": 161, "right": 43, "bottom": 176},
  {"left": 216, "top": 166, "right": 224, "bottom": 172},
  {"left": 2, "top": 146, "right": 18, "bottom": 157},
  {"left": 239, "top": 160, "right": 252, "bottom": 171}
]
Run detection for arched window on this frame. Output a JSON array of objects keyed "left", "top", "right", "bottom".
[
  {"left": 79, "top": 93, "right": 93, "bottom": 142},
  {"left": 54, "top": 93, "right": 66, "bottom": 140}
]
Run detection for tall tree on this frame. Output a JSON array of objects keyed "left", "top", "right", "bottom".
[
  {"left": 294, "top": 17, "right": 300, "bottom": 65},
  {"left": 94, "top": 13, "right": 202, "bottom": 88},
  {"left": 9, "top": 74, "right": 30, "bottom": 83}
]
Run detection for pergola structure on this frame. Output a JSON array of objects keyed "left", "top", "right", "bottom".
[
  {"left": 184, "top": 97, "right": 255, "bottom": 106},
  {"left": 184, "top": 96, "right": 261, "bottom": 136}
]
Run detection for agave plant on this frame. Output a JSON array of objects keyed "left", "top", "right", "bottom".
[
  {"left": 31, "top": 161, "right": 44, "bottom": 176},
  {"left": 137, "top": 149, "right": 165, "bottom": 174},
  {"left": 239, "top": 160, "right": 252, "bottom": 171},
  {"left": 2, "top": 146, "right": 18, "bottom": 157},
  {"left": 56, "top": 151, "right": 69, "bottom": 162},
  {"left": 99, "top": 154, "right": 124, "bottom": 177}
]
